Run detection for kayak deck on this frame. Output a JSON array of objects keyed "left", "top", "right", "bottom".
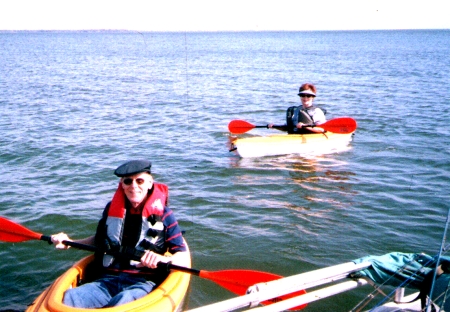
[
  {"left": 229, "top": 132, "right": 355, "bottom": 158},
  {"left": 26, "top": 245, "right": 191, "bottom": 312}
]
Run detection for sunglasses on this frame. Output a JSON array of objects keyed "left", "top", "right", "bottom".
[
  {"left": 122, "top": 178, "right": 146, "bottom": 186},
  {"left": 299, "top": 94, "right": 314, "bottom": 98}
]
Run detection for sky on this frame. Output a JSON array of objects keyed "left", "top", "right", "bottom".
[{"left": 1, "top": 0, "right": 449, "bottom": 32}]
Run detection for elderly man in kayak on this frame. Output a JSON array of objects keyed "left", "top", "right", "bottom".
[
  {"left": 51, "top": 160, "right": 189, "bottom": 308},
  {"left": 269, "top": 83, "right": 327, "bottom": 134}
]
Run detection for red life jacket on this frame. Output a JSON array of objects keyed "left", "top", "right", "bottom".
[{"left": 102, "top": 182, "right": 169, "bottom": 268}]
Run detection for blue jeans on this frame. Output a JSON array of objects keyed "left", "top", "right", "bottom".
[{"left": 63, "top": 273, "right": 156, "bottom": 308}]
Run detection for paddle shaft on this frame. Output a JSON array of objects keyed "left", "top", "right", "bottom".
[
  {"left": 39, "top": 234, "right": 201, "bottom": 276},
  {"left": 50, "top": 239, "right": 200, "bottom": 275},
  {"left": 247, "top": 125, "right": 291, "bottom": 130},
  {"left": 39, "top": 235, "right": 98, "bottom": 252},
  {"left": 254, "top": 123, "right": 323, "bottom": 131},
  {"left": 261, "top": 125, "right": 292, "bottom": 130},
  {"left": 247, "top": 124, "right": 313, "bottom": 130},
  {"left": 32, "top": 233, "right": 202, "bottom": 275},
  {"left": 253, "top": 125, "right": 295, "bottom": 129}
]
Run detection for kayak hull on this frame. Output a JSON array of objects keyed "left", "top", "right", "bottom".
[
  {"left": 229, "top": 132, "right": 354, "bottom": 158},
  {"left": 26, "top": 243, "right": 191, "bottom": 312}
]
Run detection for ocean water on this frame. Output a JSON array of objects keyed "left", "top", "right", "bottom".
[{"left": 0, "top": 30, "right": 449, "bottom": 311}]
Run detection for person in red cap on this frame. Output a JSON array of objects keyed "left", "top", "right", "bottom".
[
  {"left": 269, "top": 83, "right": 327, "bottom": 133},
  {"left": 50, "top": 160, "right": 188, "bottom": 308}
]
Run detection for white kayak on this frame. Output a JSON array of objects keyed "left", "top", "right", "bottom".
[{"left": 229, "top": 131, "right": 355, "bottom": 158}]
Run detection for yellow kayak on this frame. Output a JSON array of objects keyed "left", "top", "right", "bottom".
[
  {"left": 229, "top": 132, "right": 355, "bottom": 158},
  {"left": 26, "top": 245, "right": 191, "bottom": 312}
]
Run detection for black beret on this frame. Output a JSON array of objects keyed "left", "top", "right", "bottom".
[{"left": 114, "top": 160, "right": 152, "bottom": 177}]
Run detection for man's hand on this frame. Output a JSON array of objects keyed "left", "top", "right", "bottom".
[
  {"left": 139, "top": 250, "right": 170, "bottom": 269},
  {"left": 51, "top": 232, "right": 71, "bottom": 249}
]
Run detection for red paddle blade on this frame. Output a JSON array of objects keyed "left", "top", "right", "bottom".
[
  {"left": 321, "top": 117, "right": 357, "bottom": 134},
  {"left": 0, "top": 217, "right": 42, "bottom": 242},
  {"left": 228, "top": 120, "right": 256, "bottom": 134},
  {"left": 200, "top": 269, "right": 307, "bottom": 310}
]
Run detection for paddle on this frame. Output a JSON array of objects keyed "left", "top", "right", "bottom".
[
  {"left": 228, "top": 120, "right": 283, "bottom": 133},
  {"left": 0, "top": 217, "right": 307, "bottom": 310},
  {"left": 228, "top": 117, "right": 357, "bottom": 134},
  {"left": 0, "top": 216, "right": 97, "bottom": 251}
]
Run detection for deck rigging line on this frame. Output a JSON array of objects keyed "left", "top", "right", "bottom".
[{"left": 426, "top": 208, "right": 450, "bottom": 311}]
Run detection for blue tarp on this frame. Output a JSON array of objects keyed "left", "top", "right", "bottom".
[
  {"left": 352, "top": 252, "right": 450, "bottom": 309},
  {"left": 352, "top": 252, "right": 436, "bottom": 289}
]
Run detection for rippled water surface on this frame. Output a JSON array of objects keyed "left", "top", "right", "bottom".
[{"left": 0, "top": 30, "right": 449, "bottom": 311}]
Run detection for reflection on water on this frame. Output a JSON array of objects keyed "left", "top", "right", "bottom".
[{"left": 228, "top": 152, "right": 357, "bottom": 214}]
